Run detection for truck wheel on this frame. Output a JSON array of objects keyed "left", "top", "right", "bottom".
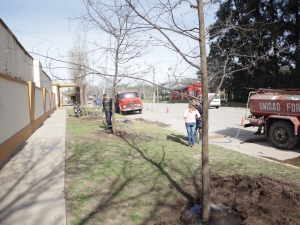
[
  {"left": 138, "top": 109, "right": 142, "bottom": 114},
  {"left": 269, "top": 121, "right": 298, "bottom": 150}
]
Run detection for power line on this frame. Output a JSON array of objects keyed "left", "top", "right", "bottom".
[{"left": 10, "top": 28, "right": 70, "bottom": 47}]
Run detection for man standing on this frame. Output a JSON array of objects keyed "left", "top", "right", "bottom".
[
  {"left": 195, "top": 99, "right": 203, "bottom": 143},
  {"left": 102, "top": 94, "right": 112, "bottom": 130},
  {"left": 92, "top": 95, "right": 97, "bottom": 109}
]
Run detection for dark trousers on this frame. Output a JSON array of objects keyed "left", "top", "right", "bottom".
[{"left": 105, "top": 111, "right": 112, "bottom": 128}]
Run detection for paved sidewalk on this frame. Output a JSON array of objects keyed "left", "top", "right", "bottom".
[{"left": 0, "top": 109, "right": 67, "bottom": 225}]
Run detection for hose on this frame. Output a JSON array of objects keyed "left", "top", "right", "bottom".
[{"left": 212, "top": 124, "right": 242, "bottom": 144}]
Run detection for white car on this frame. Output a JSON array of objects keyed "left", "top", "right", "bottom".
[{"left": 198, "top": 93, "right": 221, "bottom": 109}]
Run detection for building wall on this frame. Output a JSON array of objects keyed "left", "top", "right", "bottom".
[
  {"left": 33, "top": 59, "right": 53, "bottom": 91},
  {"left": 0, "top": 75, "right": 30, "bottom": 144},
  {"left": 34, "top": 87, "right": 44, "bottom": 120},
  {"left": 0, "top": 19, "right": 56, "bottom": 166},
  {"left": 0, "top": 20, "right": 34, "bottom": 81},
  {"left": 46, "top": 91, "right": 51, "bottom": 112}
]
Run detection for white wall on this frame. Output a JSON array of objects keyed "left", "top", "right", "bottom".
[
  {"left": 0, "top": 22, "right": 34, "bottom": 81},
  {"left": 41, "top": 70, "right": 52, "bottom": 91},
  {"left": 46, "top": 92, "right": 51, "bottom": 112},
  {"left": 33, "top": 59, "right": 42, "bottom": 88},
  {"left": 33, "top": 59, "right": 52, "bottom": 91},
  {"left": 52, "top": 86, "right": 59, "bottom": 106},
  {"left": 0, "top": 77, "right": 30, "bottom": 144},
  {"left": 34, "top": 88, "right": 44, "bottom": 120},
  {"left": 0, "top": 20, "right": 52, "bottom": 92},
  {"left": 52, "top": 93, "right": 56, "bottom": 108}
]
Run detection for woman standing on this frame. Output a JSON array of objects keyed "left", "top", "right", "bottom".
[{"left": 183, "top": 103, "right": 200, "bottom": 147}]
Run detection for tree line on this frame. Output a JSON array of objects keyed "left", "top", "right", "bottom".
[{"left": 207, "top": 0, "right": 299, "bottom": 102}]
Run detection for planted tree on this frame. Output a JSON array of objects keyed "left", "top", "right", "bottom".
[{"left": 74, "top": 0, "right": 150, "bottom": 134}]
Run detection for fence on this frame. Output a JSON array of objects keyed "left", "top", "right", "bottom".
[{"left": 0, "top": 18, "right": 57, "bottom": 166}]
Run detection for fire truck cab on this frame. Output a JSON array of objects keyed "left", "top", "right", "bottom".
[{"left": 115, "top": 90, "right": 143, "bottom": 114}]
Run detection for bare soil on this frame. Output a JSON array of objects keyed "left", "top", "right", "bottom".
[{"left": 153, "top": 174, "right": 300, "bottom": 225}]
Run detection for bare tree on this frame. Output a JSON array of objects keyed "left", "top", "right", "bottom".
[
  {"left": 68, "top": 33, "right": 90, "bottom": 105},
  {"left": 73, "top": 0, "right": 150, "bottom": 134},
  {"left": 125, "top": 0, "right": 211, "bottom": 220}
]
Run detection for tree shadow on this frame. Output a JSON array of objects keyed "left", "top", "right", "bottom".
[
  {"left": 0, "top": 137, "right": 66, "bottom": 225},
  {"left": 166, "top": 133, "right": 189, "bottom": 147}
]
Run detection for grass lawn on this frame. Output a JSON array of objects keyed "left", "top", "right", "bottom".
[{"left": 65, "top": 110, "right": 300, "bottom": 225}]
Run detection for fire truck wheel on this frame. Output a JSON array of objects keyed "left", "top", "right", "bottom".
[{"left": 269, "top": 121, "right": 298, "bottom": 150}]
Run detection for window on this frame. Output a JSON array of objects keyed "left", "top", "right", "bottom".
[{"left": 120, "top": 92, "right": 138, "bottom": 99}]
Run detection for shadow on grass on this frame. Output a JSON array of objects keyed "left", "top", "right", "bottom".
[
  {"left": 166, "top": 133, "right": 189, "bottom": 147},
  {"left": 66, "top": 117, "right": 202, "bottom": 225},
  {"left": 121, "top": 134, "right": 202, "bottom": 224}
]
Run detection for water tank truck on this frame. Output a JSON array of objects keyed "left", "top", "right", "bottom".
[{"left": 244, "top": 88, "right": 300, "bottom": 150}]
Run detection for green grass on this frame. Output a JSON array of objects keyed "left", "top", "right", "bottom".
[{"left": 65, "top": 109, "right": 300, "bottom": 225}]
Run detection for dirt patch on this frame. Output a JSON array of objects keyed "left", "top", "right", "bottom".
[
  {"left": 135, "top": 118, "right": 171, "bottom": 128},
  {"left": 154, "top": 174, "right": 300, "bottom": 225},
  {"left": 262, "top": 156, "right": 300, "bottom": 168}
]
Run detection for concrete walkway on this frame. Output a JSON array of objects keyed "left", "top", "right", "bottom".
[{"left": 0, "top": 109, "right": 66, "bottom": 225}]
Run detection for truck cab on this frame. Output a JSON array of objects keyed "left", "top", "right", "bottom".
[{"left": 115, "top": 90, "right": 143, "bottom": 114}]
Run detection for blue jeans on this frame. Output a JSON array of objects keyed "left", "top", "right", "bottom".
[
  {"left": 105, "top": 111, "right": 112, "bottom": 128},
  {"left": 186, "top": 122, "right": 196, "bottom": 145}
]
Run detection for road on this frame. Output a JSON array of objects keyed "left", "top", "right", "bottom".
[{"left": 124, "top": 102, "right": 300, "bottom": 161}]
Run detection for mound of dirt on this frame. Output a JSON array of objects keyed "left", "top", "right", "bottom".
[
  {"left": 135, "top": 118, "right": 171, "bottom": 127},
  {"left": 154, "top": 174, "right": 300, "bottom": 225}
]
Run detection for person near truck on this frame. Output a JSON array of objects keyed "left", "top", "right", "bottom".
[
  {"left": 92, "top": 95, "right": 97, "bottom": 109},
  {"left": 95, "top": 96, "right": 101, "bottom": 109},
  {"left": 102, "top": 94, "right": 112, "bottom": 130},
  {"left": 183, "top": 102, "right": 200, "bottom": 148},
  {"left": 195, "top": 98, "right": 203, "bottom": 132}
]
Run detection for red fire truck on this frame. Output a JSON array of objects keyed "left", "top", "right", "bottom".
[
  {"left": 244, "top": 89, "right": 300, "bottom": 150},
  {"left": 115, "top": 90, "right": 143, "bottom": 114}
]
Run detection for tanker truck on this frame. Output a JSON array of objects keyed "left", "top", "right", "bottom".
[{"left": 244, "top": 88, "right": 300, "bottom": 150}]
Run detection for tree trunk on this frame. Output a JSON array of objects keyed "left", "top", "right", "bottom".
[
  {"left": 198, "top": 0, "right": 210, "bottom": 221},
  {"left": 111, "top": 37, "right": 120, "bottom": 135}
]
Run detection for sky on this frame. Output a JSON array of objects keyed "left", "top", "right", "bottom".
[{"left": 0, "top": 0, "right": 218, "bottom": 86}]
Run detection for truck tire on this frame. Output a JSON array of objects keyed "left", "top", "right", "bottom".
[{"left": 269, "top": 121, "right": 298, "bottom": 150}]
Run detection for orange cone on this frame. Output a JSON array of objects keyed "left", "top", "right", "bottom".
[
  {"left": 151, "top": 107, "right": 154, "bottom": 111},
  {"left": 241, "top": 117, "right": 245, "bottom": 126},
  {"left": 166, "top": 107, "right": 169, "bottom": 113},
  {"left": 147, "top": 105, "right": 149, "bottom": 110}
]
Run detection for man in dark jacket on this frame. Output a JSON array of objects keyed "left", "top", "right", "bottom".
[
  {"left": 195, "top": 99, "right": 203, "bottom": 142},
  {"left": 102, "top": 94, "right": 112, "bottom": 130}
]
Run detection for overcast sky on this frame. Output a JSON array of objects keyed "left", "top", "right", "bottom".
[{"left": 0, "top": 0, "right": 218, "bottom": 85}]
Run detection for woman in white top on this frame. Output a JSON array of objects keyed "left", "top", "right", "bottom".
[{"left": 183, "top": 103, "right": 201, "bottom": 147}]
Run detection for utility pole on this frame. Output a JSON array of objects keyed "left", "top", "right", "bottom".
[
  {"left": 103, "top": 40, "right": 109, "bottom": 95},
  {"left": 157, "top": 81, "right": 159, "bottom": 103},
  {"left": 168, "top": 67, "right": 172, "bottom": 100},
  {"left": 152, "top": 67, "right": 155, "bottom": 103}
]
